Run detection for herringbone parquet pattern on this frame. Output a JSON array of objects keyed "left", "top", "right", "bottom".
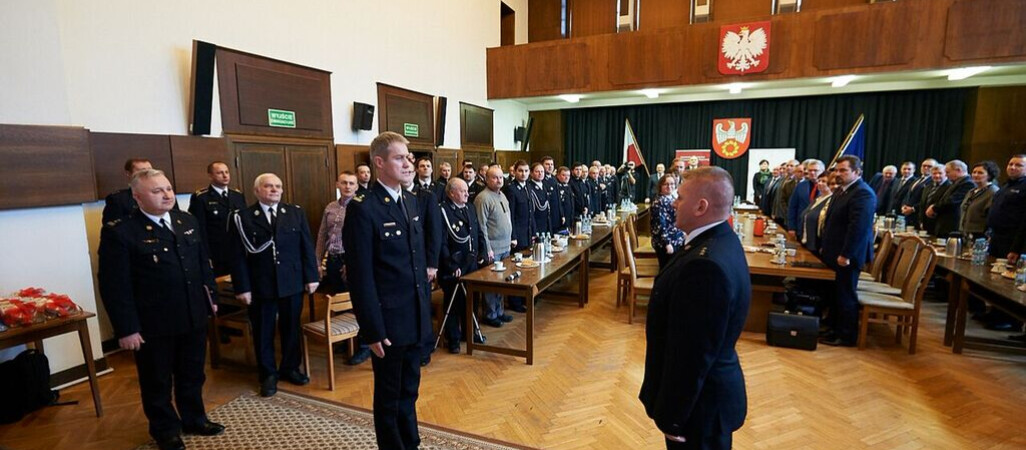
[{"left": 2, "top": 269, "right": 1024, "bottom": 449}]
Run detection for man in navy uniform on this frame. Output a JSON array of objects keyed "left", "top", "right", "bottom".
[
  {"left": 98, "top": 169, "right": 223, "bottom": 450},
  {"left": 404, "top": 174, "right": 443, "bottom": 367},
  {"left": 587, "top": 165, "right": 604, "bottom": 214},
  {"left": 640, "top": 166, "right": 750, "bottom": 450},
  {"left": 438, "top": 178, "right": 489, "bottom": 353},
  {"left": 344, "top": 131, "right": 436, "bottom": 450},
  {"left": 554, "top": 166, "right": 575, "bottom": 233},
  {"left": 229, "top": 173, "right": 319, "bottom": 397},
  {"left": 356, "top": 163, "right": 373, "bottom": 196},
  {"left": 412, "top": 157, "right": 440, "bottom": 197},
  {"left": 504, "top": 159, "right": 535, "bottom": 313},
  {"left": 528, "top": 162, "right": 553, "bottom": 235},
  {"left": 102, "top": 158, "right": 180, "bottom": 224},
  {"left": 819, "top": 155, "right": 877, "bottom": 347},
  {"left": 188, "top": 161, "right": 246, "bottom": 276}
]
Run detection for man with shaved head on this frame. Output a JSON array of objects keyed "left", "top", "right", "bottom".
[{"left": 640, "top": 166, "right": 751, "bottom": 450}]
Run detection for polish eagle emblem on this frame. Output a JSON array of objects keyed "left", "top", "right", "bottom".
[
  {"left": 712, "top": 118, "right": 752, "bottom": 159},
  {"left": 718, "top": 21, "right": 771, "bottom": 75}
]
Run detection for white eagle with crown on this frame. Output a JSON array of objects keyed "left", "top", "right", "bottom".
[{"left": 721, "top": 25, "right": 768, "bottom": 73}]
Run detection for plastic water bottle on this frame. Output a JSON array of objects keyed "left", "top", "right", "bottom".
[
  {"left": 1016, "top": 259, "right": 1026, "bottom": 289},
  {"left": 895, "top": 215, "right": 906, "bottom": 233},
  {"left": 971, "top": 238, "right": 987, "bottom": 266}
]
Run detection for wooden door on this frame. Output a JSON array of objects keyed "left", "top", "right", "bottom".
[
  {"left": 235, "top": 143, "right": 287, "bottom": 205},
  {"left": 285, "top": 145, "right": 333, "bottom": 233}
]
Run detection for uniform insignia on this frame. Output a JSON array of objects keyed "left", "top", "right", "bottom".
[
  {"left": 413, "top": 216, "right": 420, "bottom": 222},
  {"left": 231, "top": 188, "right": 242, "bottom": 193},
  {"left": 143, "top": 238, "right": 158, "bottom": 244},
  {"left": 699, "top": 247, "right": 708, "bottom": 257},
  {"left": 153, "top": 255, "right": 159, "bottom": 263},
  {"left": 384, "top": 197, "right": 391, "bottom": 203},
  {"left": 397, "top": 230, "right": 402, "bottom": 236},
  {"left": 254, "top": 210, "right": 261, "bottom": 216},
  {"left": 176, "top": 219, "right": 182, "bottom": 224},
  {"left": 353, "top": 195, "right": 364, "bottom": 203},
  {"left": 684, "top": 244, "right": 691, "bottom": 251},
  {"left": 384, "top": 222, "right": 397, "bottom": 228},
  {"left": 105, "top": 219, "right": 121, "bottom": 227},
  {"left": 213, "top": 210, "right": 219, "bottom": 215},
  {"left": 195, "top": 187, "right": 209, "bottom": 194},
  {"left": 184, "top": 229, "right": 195, "bottom": 235},
  {"left": 280, "top": 207, "right": 286, "bottom": 214},
  {"left": 163, "top": 247, "right": 169, "bottom": 252},
  {"left": 385, "top": 232, "right": 391, "bottom": 237},
  {"left": 145, "top": 225, "right": 153, "bottom": 231}
]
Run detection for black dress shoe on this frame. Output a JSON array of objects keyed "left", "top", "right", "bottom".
[
  {"left": 260, "top": 376, "right": 278, "bottom": 397},
  {"left": 183, "top": 420, "right": 225, "bottom": 436},
  {"left": 448, "top": 344, "right": 461, "bottom": 354},
  {"left": 347, "top": 348, "right": 372, "bottom": 365},
  {"left": 473, "top": 333, "right": 486, "bottom": 344},
  {"left": 499, "top": 314, "right": 513, "bottom": 323},
  {"left": 155, "top": 436, "right": 185, "bottom": 450},
  {"left": 420, "top": 355, "right": 431, "bottom": 367},
  {"left": 510, "top": 305, "right": 527, "bottom": 313},
  {"left": 482, "top": 317, "right": 504, "bottom": 328},
  {"left": 819, "top": 336, "right": 855, "bottom": 347},
  {"left": 281, "top": 370, "right": 310, "bottom": 386}
]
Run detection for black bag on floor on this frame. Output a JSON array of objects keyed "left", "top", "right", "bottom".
[
  {"left": 0, "top": 349, "right": 67, "bottom": 424},
  {"left": 766, "top": 310, "right": 819, "bottom": 351}
]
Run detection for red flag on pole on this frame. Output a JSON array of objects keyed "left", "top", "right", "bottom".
[{"left": 623, "top": 119, "right": 648, "bottom": 170}]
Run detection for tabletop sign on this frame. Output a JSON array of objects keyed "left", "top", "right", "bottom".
[
  {"left": 267, "top": 109, "right": 296, "bottom": 128},
  {"left": 403, "top": 122, "right": 420, "bottom": 138}
]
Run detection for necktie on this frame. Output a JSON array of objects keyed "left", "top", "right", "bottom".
[
  {"left": 222, "top": 190, "right": 228, "bottom": 201},
  {"left": 159, "top": 218, "right": 175, "bottom": 240},
  {"left": 267, "top": 206, "right": 276, "bottom": 227}
]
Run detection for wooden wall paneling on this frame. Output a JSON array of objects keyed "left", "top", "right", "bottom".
[
  {"left": 961, "top": 86, "right": 1026, "bottom": 182},
  {"left": 501, "top": 2, "right": 516, "bottom": 46},
  {"left": 524, "top": 42, "right": 591, "bottom": 93},
  {"left": 459, "top": 102, "right": 495, "bottom": 150},
  {"left": 527, "top": 110, "right": 565, "bottom": 167},
  {"left": 529, "top": 0, "right": 566, "bottom": 42},
  {"left": 571, "top": 0, "right": 618, "bottom": 38},
  {"left": 434, "top": 148, "right": 461, "bottom": 180},
  {"left": 638, "top": 0, "right": 690, "bottom": 31},
  {"left": 0, "top": 124, "right": 95, "bottom": 209},
  {"left": 168, "top": 136, "right": 229, "bottom": 194},
  {"left": 608, "top": 30, "right": 684, "bottom": 86},
  {"left": 214, "top": 46, "right": 333, "bottom": 140},
  {"left": 944, "top": 0, "right": 1026, "bottom": 61},
  {"left": 461, "top": 149, "right": 496, "bottom": 170},
  {"left": 91, "top": 132, "right": 174, "bottom": 197},
  {"left": 712, "top": 0, "right": 772, "bottom": 23},
  {"left": 801, "top": 0, "right": 867, "bottom": 12},
  {"left": 335, "top": 144, "right": 370, "bottom": 178},
  {"left": 494, "top": 151, "right": 525, "bottom": 172},
  {"left": 232, "top": 143, "right": 287, "bottom": 205},
  {"left": 376, "top": 83, "right": 436, "bottom": 149},
  {"left": 813, "top": 3, "right": 917, "bottom": 70},
  {"left": 284, "top": 145, "right": 333, "bottom": 233}
]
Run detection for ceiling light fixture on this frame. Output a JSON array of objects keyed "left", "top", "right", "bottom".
[
  {"left": 559, "top": 94, "right": 582, "bottom": 103},
  {"left": 831, "top": 75, "right": 857, "bottom": 87},
  {"left": 947, "top": 66, "right": 991, "bottom": 81},
  {"left": 640, "top": 89, "right": 661, "bottom": 99}
]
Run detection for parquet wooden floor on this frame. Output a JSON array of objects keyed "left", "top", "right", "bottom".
[{"left": 2, "top": 268, "right": 1025, "bottom": 449}]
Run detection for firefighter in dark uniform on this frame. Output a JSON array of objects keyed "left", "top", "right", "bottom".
[
  {"left": 405, "top": 177, "right": 442, "bottom": 367},
  {"left": 187, "top": 161, "right": 246, "bottom": 276},
  {"left": 555, "top": 166, "right": 576, "bottom": 233},
  {"left": 102, "top": 158, "right": 179, "bottom": 224},
  {"left": 570, "top": 164, "right": 591, "bottom": 219},
  {"left": 343, "top": 132, "right": 435, "bottom": 450},
  {"left": 228, "top": 173, "right": 319, "bottom": 398},
  {"left": 98, "top": 169, "right": 223, "bottom": 450},
  {"left": 437, "top": 178, "right": 490, "bottom": 353},
  {"left": 504, "top": 159, "right": 536, "bottom": 251},
  {"left": 528, "top": 162, "right": 553, "bottom": 234}
]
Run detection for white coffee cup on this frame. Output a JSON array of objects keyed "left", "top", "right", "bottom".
[
  {"left": 494, "top": 261, "right": 505, "bottom": 270},
  {"left": 906, "top": 226, "right": 916, "bottom": 233},
  {"left": 786, "top": 249, "right": 797, "bottom": 257}
]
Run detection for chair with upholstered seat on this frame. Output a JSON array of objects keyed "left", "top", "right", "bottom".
[
  {"left": 621, "top": 225, "right": 655, "bottom": 324},
  {"left": 302, "top": 292, "right": 360, "bottom": 390},
  {"left": 858, "top": 236, "right": 922, "bottom": 295},
  {"left": 613, "top": 225, "right": 658, "bottom": 308},
  {"left": 860, "top": 231, "right": 894, "bottom": 282},
  {"left": 856, "top": 245, "right": 938, "bottom": 353}
]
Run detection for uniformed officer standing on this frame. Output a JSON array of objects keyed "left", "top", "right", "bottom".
[
  {"left": 412, "top": 157, "right": 439, "bottom": 197},
  {"left": 356, "top": 163, "right": 373, "bottom": 196},
  {"left": 555, "top": 166, "right": 575, "bottom": 233},
  {"left": 987, "top": 154, "right": 1026, "bottom": 260},
  {"left": 438, "top": 178, "right": 489, "bottom": 353},
  {"left": 570, "top": 164, "right": 591, "bottom": 219},
  {"left": 188, "top": 161, "right": 246, "bottom": 276},
  {"left": 528, "top": 162, "right": 553, "bottom": 235},
  {"left": 102, "top": 158, "right": 180, "bottom": 224},
  {"left": 343, "top": 132, "right": 435, "bottom": 450},
  {"left": 505, "top": 160, "right": 536, "bottom": 251},
  {"left": 229, "top": 173, "right": 319, "bottom": 397},
  {"left": 98, "top": 169, "right": 223, "bottom": 450}
]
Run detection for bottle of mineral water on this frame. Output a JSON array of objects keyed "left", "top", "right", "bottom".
[
  {"left": 1015, "top": 258, "right": 1026, "bottom": 288},
  {"left": 972, "top": 238, "right": 987, "bottom": 266}
]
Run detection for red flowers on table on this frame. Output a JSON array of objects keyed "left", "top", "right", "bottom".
[{"left": 0, "top": 287, "right": 82, "bottom": 328}]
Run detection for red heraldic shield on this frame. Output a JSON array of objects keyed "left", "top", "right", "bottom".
[
  {"left": 712, "top": 118, "right": 752, "bottom": 159},
  {"left": 718, "top": 21, "right": 771, "bottom": 75}
]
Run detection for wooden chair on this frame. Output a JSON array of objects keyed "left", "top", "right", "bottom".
[
  {"left": 621, "top": 225, "right": 655, "bottom": 324},
  {"left": 624, "top": 213, "right": 655, "bottom": 257},
  {"left": 302, "top": 293, "right": 360, "bottom": 390},
  {"left": 860, "top": 231, "right": 894, "bottom": 282},
  {"left": 614, "top": 225, "right": 658, "bottom": 308},
  {"left": 856, "top": 245, "right": 938, "bottom": 354},
  {"left": 858, "top": 236, "right": 922, "bottom": 295},
  {"left": 210, "top": 276, "right": 255, "bottom": 367}
]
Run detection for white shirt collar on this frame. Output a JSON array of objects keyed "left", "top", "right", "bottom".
[
  {"left": 378, "top": 179, "right": 402, "bottom": 202},
  {"left": 684, "top": 220, "right": 725, "bottom": 246},
  {"left": 258, "top": 202, "right": 278, "bottom": 212},
  {"left": 531, "top": 179, "right": 544, "bottom": 188},
  {"left": 841, "top": 176, "right": 860, "bottom": 192},
  {"left": 142, "top": 211, "right": 173, "bottom": 231},
  {"left": 211, "top": 185, "right": 227, "bottom": 195}
]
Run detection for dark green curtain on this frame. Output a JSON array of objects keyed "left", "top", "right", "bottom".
[{"left": 564, "top": 88, "right": 970, "bottom": 198}]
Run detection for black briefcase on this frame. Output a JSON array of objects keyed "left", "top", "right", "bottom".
[{"left": 766, "top": 311, "right": 819, "bottom": 351}]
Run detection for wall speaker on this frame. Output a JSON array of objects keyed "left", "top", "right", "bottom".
[
  {"left": 514, "top": 126, "right": 526, "bottom": 142},
  {"left": 353, "top": 102, "right": 374, "bottom": 131},
  {"left": 435, "top": 96, "right": 447, "bottom": 147},
  {"left": 188, "top": 40, "right": 216, "bottom": 135}
]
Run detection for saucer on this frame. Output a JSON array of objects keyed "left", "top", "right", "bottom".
[{"left": 491, "top": 266, "right": 507, "bottom": 272}]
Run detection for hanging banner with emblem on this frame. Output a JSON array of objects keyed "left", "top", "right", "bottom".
[
  {"left": 712, "top": 118, "right": 751, "bottom": 159},
  {"left": 718, "top": 21, "right": 771, "bottom": 75}
]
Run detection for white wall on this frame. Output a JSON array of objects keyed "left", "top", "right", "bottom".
[{"left": 0, "top": 0, "right": 529, "bottom": 373}]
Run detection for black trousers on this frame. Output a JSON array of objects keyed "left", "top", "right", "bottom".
[
  {"left": 318, "top": 254, "right": 348, "bottom": 294},
  {"left": 654, "top": 244, "right": 672, "bottom": 270},
  {"left": 665, "top": 433, "right": 732, "bottom": 450},
  {"left": 830, "top": 264, "right": 860, "bottom": 343},
  {"left": 249, "top": 293, "right": 303, "bottom": 380},
  {"left": 133, "top": 326, "right": 208, "bottom": 440},
  {"left": 370, "top": 342, "right": 423, "bottom": 449}
]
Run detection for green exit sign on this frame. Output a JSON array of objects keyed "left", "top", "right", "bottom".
[
  {"left": 403, "top": 122, "right": 419, "bottom": 137},
  {"left": 268, "top": 109, "right": 296, "bottom": 128}
]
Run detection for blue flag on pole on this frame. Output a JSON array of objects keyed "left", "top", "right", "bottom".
[{"left": 830, "top": 114, "right": 865, "bottom": 167}]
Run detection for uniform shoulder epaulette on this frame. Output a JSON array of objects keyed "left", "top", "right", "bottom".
[
  {"left": 230, "top": 188, "right": 242, "bottom": 194},
  {"left": 104, "top": 218, "right": 123, "bottom": 228},
  {"left": 194, "top": 187, "right": 209, "bottom": 195},
  {"left": 352, "top": 194, "right": 364, "bottom": 203}
]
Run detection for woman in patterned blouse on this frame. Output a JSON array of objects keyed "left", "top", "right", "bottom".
[{"left": 650, "top": 174, "right": 686, "bottom": 268}]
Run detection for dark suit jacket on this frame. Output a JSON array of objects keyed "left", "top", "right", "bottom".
[
  {"left": 343, "top": 183, "right": 431, "bottom": 346},
  {"left": 570, "top": 178, "right": 590, "bottom": 216},
  {"left": 820, "top": 179, "right": 877, "bottom": 268},
  {"left": 890, "top": 176, "right": 918, "bottom": 215},
  {"left": 229, "top": 202, "right": 319, "bottom": 299},
  {"left": 930, "top": 176, "right": 973, "bottom": 238},
  {"left": 437, "top": 198, "right": 488, "bottom": 282},
  {"left": 98, "top": 210, "right": 217, "bottom": 339},
  {"left": 504, "top": 181, "right": 536, "bottom": 250},
  {"left": 188, "top": 186, "right": 247, "bottom": 274},
  {"left": 640, "top": 222, "right": 750, "bottom": 438},
  {"left": 556, "top": 182, "right": 575, "bottom": 232},
  {"left": 874, "top": 179, "right": 896, "bottom": 215},
  {"left": 787, "top": 179, "right": 814, "bottom": 234},
  {"left": 918, "top": 180, "right": 948, "bottom": 233}
]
